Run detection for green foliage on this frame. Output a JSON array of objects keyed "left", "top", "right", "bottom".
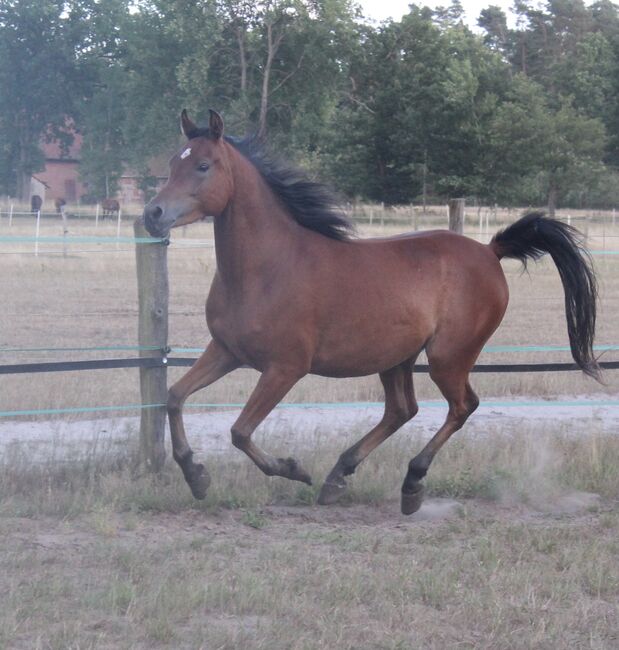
[
  {"left": 1, "top": 0, "right": 619, "bottom": 208},
  {"left": 322, "top": 10, "right": 508, "bottom": 203},
  {"left": 241, "top": 508, "right": 269, "bottom": 529},
  {"left": 0, "top": 0, "right": 94, "bottom": 197},
  {"left": 483, "top": 74, "right": 607, "bottom": 209},
  {"left": 79, "top": 66, "right": 126, "bottom": 200}
]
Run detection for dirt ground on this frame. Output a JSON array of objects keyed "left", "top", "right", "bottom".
[{"left": 2, "top": 491, "right": 618, "bottom": 650}]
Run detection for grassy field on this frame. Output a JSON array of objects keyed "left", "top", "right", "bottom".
[{"left": 1, "top": 423, "right": 618, "bottom": 649}]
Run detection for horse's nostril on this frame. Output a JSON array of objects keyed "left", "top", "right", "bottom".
[{"left": 145, "top": 205, "right": 163, "bottom": 221}]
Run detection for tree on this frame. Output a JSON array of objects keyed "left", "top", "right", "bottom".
[
  {"left": 76, "top": 0, "right": 129, "bottom": 200},
  {"left": 114, "top": 1, "right": 210, "bottom": 192},
  {"left": 2, "top": 0, "right": 616, "bottom": 211},
  {"left": 478, "top": 5, "right": 509, "bottom": 53},
  {"left": 554, "top": 32, "right": 615, "bottom": 122},
  {"left": 79, "top": 66, "right": 126, "bottom": 200},
  {"left": 483, "top": 75, "right": 606, "bottom": 213},
  {"left": 324, "top": 6, "right": 510, "bottom": 204},
  {"left": 0, "top": 0, "right": 93, "bottom": 199},
  {"left": 235, "top": 0, "right": 356, "bottom": 140}
]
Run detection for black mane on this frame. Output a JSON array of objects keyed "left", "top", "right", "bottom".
[{"left": 185, "top": 127, "right": 354, "bottom": 241}]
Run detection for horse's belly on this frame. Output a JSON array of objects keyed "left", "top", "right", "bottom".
[
  {"left": 309, "top": 317, "right": 429, "bottom": 378},
  {"left": 310, "top": 344, "right": 423, "bottom": 377}
]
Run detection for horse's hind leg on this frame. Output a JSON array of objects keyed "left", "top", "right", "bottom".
[
  {"left": 168, "top": 340, "right": 239, "bottom": 499},
  {"left": 401, "top": 357, "right": 479, "bottom": 515},
  {"left": 318, "top": 359, "right": 418, "bottom": 505}
]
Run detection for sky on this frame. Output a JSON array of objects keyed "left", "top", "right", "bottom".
[{"left": 358, "top": 0, "right": 518, "bottom": 29}]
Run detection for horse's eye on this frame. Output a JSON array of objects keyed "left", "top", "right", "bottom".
[{"left": 197, "top": 162, "right": 210, "bottom": 172}]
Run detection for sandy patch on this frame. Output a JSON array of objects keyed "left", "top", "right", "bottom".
[{"left": 1, "top": 394, "right": 617, "bottom": 462}]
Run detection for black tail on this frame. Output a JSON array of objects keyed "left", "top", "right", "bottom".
[{"left": 491, "top": 211, "right": 600, "bottom": 380}]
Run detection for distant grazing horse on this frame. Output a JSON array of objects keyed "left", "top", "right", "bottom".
[
  {"left": 30, "top": 195, "right": 42, "bottom": 213},
  {"left": 143, "top": 109, "right": 599, "bottom": 515},
  {"left": 101, "top": 198, "right": 120, "bottom": 218},
  {"left": 55, "top": 197, "right": 68, "bottom": 233}
]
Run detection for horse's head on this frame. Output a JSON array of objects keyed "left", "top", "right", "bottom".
[{"left": 143, "top": 109, "right": 233, "bottom": 237}]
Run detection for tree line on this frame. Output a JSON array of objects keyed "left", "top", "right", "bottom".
[{"left": 1, "top": 0, "right": 619, "bottom": 214}]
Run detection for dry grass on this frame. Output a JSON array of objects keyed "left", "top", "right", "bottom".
[
  {"left": 1, "top": 421, "right": 619, "bottom": 649},
  {"left": 0, "top": 208, "right": 618, "bottom": 417},
  {"left": 4, "top": 508, "right": 618, "bottom": 649},
  {"left": 2, "top": 419, "right": 619, "bottom": 516}
]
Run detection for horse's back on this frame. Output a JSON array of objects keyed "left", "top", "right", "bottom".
[{"left": 339, "top": 229, "right": 507, "bottom": 301}]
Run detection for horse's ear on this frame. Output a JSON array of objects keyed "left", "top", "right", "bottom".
[
  {"left": 180, "top": 109, "right": 197, "bottom": 137},
  {"left": 209, "top": 109, "right": 224, "bottom": 140}
]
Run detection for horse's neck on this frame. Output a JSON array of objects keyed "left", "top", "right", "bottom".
[{"left": 213, "top": 150, "right": 299, "bottom": 286}]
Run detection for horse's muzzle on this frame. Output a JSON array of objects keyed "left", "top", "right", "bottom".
[{"left": 143, "top": 204, "right": 173, "bottom": 237}]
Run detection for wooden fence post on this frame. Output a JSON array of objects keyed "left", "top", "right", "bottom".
[
  {"left": 448, "top": 198, "right": 465, "bottom": 234},
  {"left": 134, "top": 219, "right": 168, "bottom": 471}
]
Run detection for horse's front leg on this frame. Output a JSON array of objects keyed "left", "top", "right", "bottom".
[
  {"left": 230, "top": 365, "right": 312, "bottom": 485},
  {"left": 168, "top": 340, "right": 240, "bottom": 499}
]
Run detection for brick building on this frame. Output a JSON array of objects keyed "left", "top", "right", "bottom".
[
  {"left": 33, "top": 135, "right": 86, "bottom": 205},
  {"left": 117, "top": 155, "right": 169, "bottom": 205},
  {"left": 30, "top": 133, "right": 167, "bottom": 208}
]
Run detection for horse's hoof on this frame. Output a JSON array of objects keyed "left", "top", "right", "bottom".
[
  {"left": 278, "top": 457, "right": 313, "bottom": 485},
  {"left": 188, "top": 463, "right": 210, "bottom": 500},
  {"left": 401, "top": 483, "right": 424, "bottom": 515},
  {"left": 317, "top": 479, "right": 347, "bottom": 505}
]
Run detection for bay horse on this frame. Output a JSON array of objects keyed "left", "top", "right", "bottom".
[
  {"left": 54, "top": 197, "right": 67, "bottom": 214},
  {"left": 143, "top": 109, "right": 599, "bottom": 515},
  {"left": 31, "top": 194, "right": 43, "bottom": 213},
  {"left": 101, "top": 198, "right": 120, "bottom": 218}
]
